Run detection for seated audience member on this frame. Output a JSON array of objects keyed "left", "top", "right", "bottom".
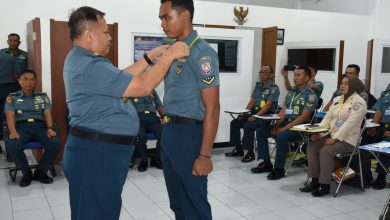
[
  {"left": 5, "top": 69, "right": 60, "bottom": 187},
  {"left": 254, "top": 66, "right": 317, "bottom": 179},
  {"left": 300, "top": 74, "right": 367, "bottom": 197},
  {"left": 323, "top": 64, "right": 376, "bottom": 111},
  {"left": 131, "top": 90, "right": 164, "bottom": 172},
  {"left": 281, "top": 64, "right": 323, "bottom": 98},
  {"left": 365, "top": 84, "right": 390, "bottom": 189},
  {"left": 225, "top": 66, "right": 280, "bottom": 162}
]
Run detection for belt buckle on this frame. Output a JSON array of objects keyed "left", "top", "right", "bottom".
[
  {"left": 27, "top": 118, "right": 35, "bottom": 122},
  {"left": 162, "top": 115, "right": 170, "bottom": 124}
]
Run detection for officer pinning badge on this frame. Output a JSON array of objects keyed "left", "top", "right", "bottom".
[
  {"left": 176, "top": 65, "right": 182, "bottom": 74},
  {"left": 352, "top": 103, "right": 361, "bottom": 111},
  {"left": 6, "top": 97, "right": 13, "bottom": 104}
]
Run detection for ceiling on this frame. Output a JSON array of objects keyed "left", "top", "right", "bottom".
[{"left": 197, "top": 0, "right": 377, "bottom": 15}]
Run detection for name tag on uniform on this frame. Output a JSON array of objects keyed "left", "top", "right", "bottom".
[
  {"left": 260, "top": 100, "right": 265, "bottom": 108},
  {"left": 294, "top": 106, "right": 300, "bottom": 115},
  {"left": 286, "top": 109, "right": 293, "bottom": 115},
  {"left": 385, "top": 109, "right": 390, "bottom": 116}
]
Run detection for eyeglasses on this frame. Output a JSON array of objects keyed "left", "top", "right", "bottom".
[{"left": 259, "top": 71, "right": 271, "bottom": 74}]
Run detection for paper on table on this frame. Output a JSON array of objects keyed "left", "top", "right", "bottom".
[
  {"left": 291, "top": 123, "right": 329, "bottom": 133},
  {"left": 369, "top": 141, "right": 390, "bottom": 149},
  {"left": 252, "top": 114, "right": 280, "bottom": 120},
  {"left": 224, "top": 107, "right": 251, "bottom": 114}
]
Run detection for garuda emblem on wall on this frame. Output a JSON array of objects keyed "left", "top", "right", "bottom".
[{"left": 234, "top": 6, "right": 248, "bottom": 25}]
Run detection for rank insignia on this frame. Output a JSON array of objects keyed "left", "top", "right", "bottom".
[
  {"left": 176, "top": 66, "right": 182, "bottom": 74},
  {"left": 202, "top": 76, "right": 215, "bottom": 85}
]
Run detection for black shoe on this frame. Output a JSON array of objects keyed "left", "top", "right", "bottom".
[
  {"left": 225, "top": 148, "right": 244, "bottom": 157},
  {"left": 33, "top": 169, "right": 54, "bottom": 184},
  {"left": 267, "top": 168, "right": 285, "bottom": 180},
  {"left": 241, "top": 151, "right": 255, "bottom": 163},
  {"left": 129, "top": 156, "right": 135, "bottom": 169},
  {"left": 373, "top": 174, "right": 387, "bottom": 190},
  {"left": 138, "top": 160, "right": 148, "bottom": 172},
  {"left": 299, "top": 179, "right": 319, "bottom": 193},
  {"left": 19, "top": 171, "right": 33, "bottom": 187},
  {"left": 251, "top": 161, "right": 273, "bottom": 173},
  {"left": 312, "top": 184, "right": 330, "bottom": 197},
  {"left": 150, "top": 158, "right": 163, "bottom": 169}
]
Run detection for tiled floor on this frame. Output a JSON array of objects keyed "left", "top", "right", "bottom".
[{"left": 0, "top": 141, "right": 388, "bottom": 220}]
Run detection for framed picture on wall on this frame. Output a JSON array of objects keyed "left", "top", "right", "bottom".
[{"left": 277, "top": 29, "right": 285, "bottom": 45}]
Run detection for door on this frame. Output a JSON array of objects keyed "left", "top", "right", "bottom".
[
  {"left": 261, "top": 27, "right": 277, "bottom": 75},
  {"left": 337, "top": 40, "right": 345, "bottom": 87},
  {"left": 50, "top": 19, "right": 118, "bottom": 161},
  {"left": 365, "top": 39, "right": 374, "bottom": 91}
]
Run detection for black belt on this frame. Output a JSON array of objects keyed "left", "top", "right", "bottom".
[
  {"left": 162, "top": 116, "right": 202, "bottom": 125},
  {"left": 70, "top": 127, "right": 139, "bottom": 145},
  {"left": 16, "top": 119, "right": 45, "bottom": 123}
]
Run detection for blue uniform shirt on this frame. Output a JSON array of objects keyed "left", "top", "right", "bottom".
[
  {"left": 284, "top": 85, "right": 318, "bottom": 121},
  {"left": 373, "top": 90, "right": 390, "bottom": 129},
  {"left": 163, "top": 31, "right": 220, "bottom": 121},
  {"left": 131, "top": 90, "right": 163, "bottom": 114},
  {"left": 63, "top": 46, "right": 139, "bottom": 136},
  {"left": 311, "top": 78, "right": 324, "bottom": 97},
  {"left": 0, "top": 48, "right": 28, "bottom": 74},
  {"left": 4, "top": 90, "right": 52, "bottom": 122},
  {"left": 251, "top": 80, "right": 280, "bottom": 113},
  {"left": 0, "top": 50, "right": 16, "bottom": 83}
]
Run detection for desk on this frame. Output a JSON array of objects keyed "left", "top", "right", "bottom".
[
  {"left": 224, "top": 108, "right": 250, "bottom": 119},
  {"left": 358, "top": 141, "right": 390, "bottom": 217}
]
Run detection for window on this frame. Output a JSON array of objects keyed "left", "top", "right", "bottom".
[
  {"left": 205, "top": 39, "right": 238, "bottom": 73},
  {"left": 287, "top": 48, "right": 336, "bottom": 71},
  {"left": 382, "top": 47, "right": 390, "bottom": 73}
]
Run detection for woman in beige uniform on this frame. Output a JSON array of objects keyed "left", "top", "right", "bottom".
[{"left": 300, "top": 74, "right": 367, "bottom": 197}]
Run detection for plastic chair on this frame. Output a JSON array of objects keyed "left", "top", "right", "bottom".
[{"left": 8, "top": 140, "right": 57, "bottom": 182}]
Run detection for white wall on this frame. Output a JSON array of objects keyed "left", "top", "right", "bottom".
[{"left": 1, "top": 0, "right": 388, "bottom": 142}]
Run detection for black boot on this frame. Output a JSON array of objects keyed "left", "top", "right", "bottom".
[
  {"left": 299, "top": 178, "right": 319, "bottom": 192},
  {"left": 241, "top": 150, "right": 255, "bottom": 163},
  {"left": 150, "top": 158, "right": 163, "bottom": 169},
  {"left": 225, "top": 147, "right": 244, "bottom": 157},
  {"left": 251, "top": 160, "right": 273, "bottom": 173},
  {"left": 138, "top": 160, "right": 148, "bottom": 172},
  {"left": 19, "top": 170, "right": 33, "bottom": 187},
  {"left": 373, "top": 174, "right": 387, "bottom": 190},
  {"left": 33, "top": 169, "right": 54, "bottom": 184},
  {"left": 312, "top": 184, "right": 330, "bottom": 197},
  {"left": 267, "top": 168, "right": 285, "bottom": 180}
]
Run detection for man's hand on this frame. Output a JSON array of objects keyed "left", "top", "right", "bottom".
[
  {"left": 165, "top": 42, "right": 190, "bottom": 60},
  {"left": 325, "top": 138, "right": 337, "bottom": 145},
  {"left": 148, "top": 45, "right": 170, "bottom": 62},
  {"left": 9, "top": 131, "right": 20, "bottom": 140},
  {"left": 281, "top": 69, "right": 288, "bottom": 77},
  {"left": 247, "top": 116, "right": 256, "bottom": 122},
  {"left": 366, "top": 128, "right": 376, "bottom": 137},
  {"left": 192, "top": 156, "right": 213, "bottom": 176},
  {"left": 310, "top": 134, "right": 321, "bottom": 141},
  {"left": 271, "top": 126, "right": 286, "bottom": 136},
  {"left": 47, "top": 128, "right": 57, "bottom": 138}
]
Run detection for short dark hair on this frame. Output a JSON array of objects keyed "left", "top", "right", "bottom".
[
  {"left": 296, "top": 66, "right": 312, "bottom": 78},
  {"left": 347, "top": 64, "right": 360, "bottom": 73},
  {"left": 307, "top": 64, "right": 317, "bottom": 73},
  {"left": 161, "top": 0, "right": 194, "bottom": 22},
  {"left": 68, "top": 6, "right": 105, "bottom": 41},
  {"left": 8, "top": 33, "right": 20, "bottom": 40},
  {"left": 19, "top": 69, "right": 37, "bottom": 79}
]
